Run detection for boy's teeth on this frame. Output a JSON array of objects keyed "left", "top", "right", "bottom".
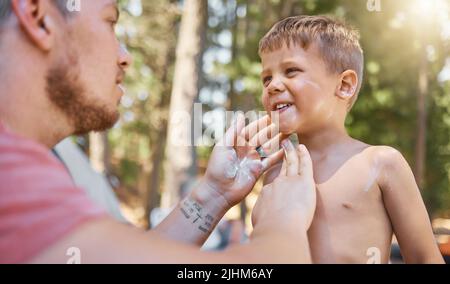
[{"left": 276, "top": 103, "right": 291, "bottom": 110}]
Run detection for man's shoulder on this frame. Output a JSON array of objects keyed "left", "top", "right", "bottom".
[
  {"left": 0, "top": 127, "right": 72, "bottom": 188},
  {"left": 0, "top": 124, "right": 49, "bottom": 157}
]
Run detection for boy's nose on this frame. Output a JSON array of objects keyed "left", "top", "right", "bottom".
[{"left": 267, "top": 77, "right": 286, "bottom": 94}]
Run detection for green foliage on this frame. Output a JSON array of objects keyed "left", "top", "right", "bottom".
[
  {"left": 202, "top": 0, "right": 450, "bottom": 216},
  {"left": 114, "top": 0, "right": 450, "bottom": 217}
]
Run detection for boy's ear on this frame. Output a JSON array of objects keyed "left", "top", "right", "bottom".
[
  {"left": 11, "top": 0, "right": 58, "bottom": 52},
  {"left": 335, "top": 70, "right": 358, "bottom": 101}
]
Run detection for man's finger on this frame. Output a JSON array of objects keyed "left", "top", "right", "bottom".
[
  {"left": 297, "top": 144, "right": 313, "bottom": 178},
  {"left": 261, "top": 149, "right": 284, "bottom": 172},
  {"left": 248, "top": 124, "right": 278, "bottom": 149},
  {"left": 282, "top": 140, "right": 299, "bottom": 176},
  {"left": 223, "top": 113, "right": 245, "bottom": 147},
  {"left": 257, "top": 133, "right": 289, "bottom": 157},
  {"left": 241, "top": 115, "right": 271, "bottom": 141},
  {"left": 279, "top": 158, "right": 287, "bottom": 176}
]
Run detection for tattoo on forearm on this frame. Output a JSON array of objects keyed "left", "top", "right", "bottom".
[{"left": 180, "top": 198, "right": 216, "bottom": 234}]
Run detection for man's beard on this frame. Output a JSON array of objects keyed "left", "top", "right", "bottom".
[{"left": 46, "top": 57, "right": 120, "bottom": 136}]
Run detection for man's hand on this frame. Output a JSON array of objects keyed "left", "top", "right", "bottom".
[
  {"left": 252, "top": 140, "right": 317, "bottom": 231},
  {"left": 201, "top": 113, "right": 285, "bottom": 209},
  {"left": 156, "top": 113, "right": 285, "bottom": 246}
]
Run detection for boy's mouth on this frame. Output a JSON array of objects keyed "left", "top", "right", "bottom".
[{"left": 272, "top": 103, "right": 293, "bottom": 114}]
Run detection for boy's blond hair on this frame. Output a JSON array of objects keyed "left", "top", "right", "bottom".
[{"left": 259, "top": 15, "right": 364, "bottom": 109}]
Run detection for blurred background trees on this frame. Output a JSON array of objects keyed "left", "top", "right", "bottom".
[
  {"left": 163, "top": 0, "right": 208, "bottom": 209},
  {"left": 85, "top": 0, "right": 450, "bottom": 227}
]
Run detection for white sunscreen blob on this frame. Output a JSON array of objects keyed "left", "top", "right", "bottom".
[
  {"left": 224, "top": 152, "right": 240, "bottom": 179},
  {"left": 224, "top": 152, "right": 263, "bottom": 182}
]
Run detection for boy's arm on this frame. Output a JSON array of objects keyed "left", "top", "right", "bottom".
[{"left": 377, "top": 147, "right": 444, "bottom": 264}]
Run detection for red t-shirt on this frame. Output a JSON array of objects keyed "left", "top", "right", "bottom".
[{"left": 0, "top": 122, "right": 105, "bottom": 263}]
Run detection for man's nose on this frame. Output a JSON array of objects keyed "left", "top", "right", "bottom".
[
  {"left": 118, "top": 43, "right": 133, "bottom": 70},
  {"left": 268, "top": 76, "right": 286, "bottom": 95}
]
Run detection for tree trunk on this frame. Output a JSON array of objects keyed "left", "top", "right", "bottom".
[
  {"left": 162, "top": 0, "right": 208, "bottom": 208},
  {"left": 144, "top": 47, "right": 175, "bottom": 228},
  {"left": 280, "top": 0, "right": 295, "bottom": 18},
  {"left": 414, "top": 46, "right": 428, "bottom": 189},
  {"left": 89, "top": 131, "right": 110, "bottom": 174}
]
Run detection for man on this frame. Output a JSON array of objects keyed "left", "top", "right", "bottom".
[
  {"left": 54, "top": 138, "right": 127, "bottom": 222},
  {"left": 0, "top": 0, "right": 317, "bottom": 264}
]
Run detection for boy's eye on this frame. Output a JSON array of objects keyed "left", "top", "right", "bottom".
[
  {"left": 286, "top": 68, "right": 301, "bottom": 76},
  {"left": 262, "top": 76, "right": 272, "bottom": 87}
]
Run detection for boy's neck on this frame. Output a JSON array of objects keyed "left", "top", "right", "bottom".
[{"left": 297, "top": 125, "right": 351, "bottom": 158}]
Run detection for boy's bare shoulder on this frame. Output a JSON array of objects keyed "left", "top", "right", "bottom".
[
  {"left": 363, "top": 145, "right": 406, "bottom": 169},
  {"left": 362, "top": 145, "right": 411, "bottom": 188}
]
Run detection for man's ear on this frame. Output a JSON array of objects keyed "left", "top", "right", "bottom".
[
  {"left": 11, "top": 0, "right": 57, "bottom": 51},
  {"left": 335, "top": 70, "right": 358, "bottom": 101}
]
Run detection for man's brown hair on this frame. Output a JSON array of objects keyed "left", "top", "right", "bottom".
[{"left": 259, "top": 15, "right": 364, "bottom": 109}]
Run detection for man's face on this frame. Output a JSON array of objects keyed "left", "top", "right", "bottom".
[
  {"left": 47, "top": 0, "right": 131, "bottom": 135},
  {"left": 260, "top": 43, "right": 340, "bottom": 135}
]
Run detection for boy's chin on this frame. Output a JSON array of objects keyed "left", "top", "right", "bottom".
[
  {"left": 269, "top": 112, "right": 301, "bottom": 133},
  {"left": 277, "top": 124, "right": 298, "bottom": 136}
]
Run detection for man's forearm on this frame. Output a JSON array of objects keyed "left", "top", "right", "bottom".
[
  {"left": 248, "top": 219, "right": 312, "bottom": 263},
  {"left": 152, "top": 180, "right": 231, "bottom": 246},
  {"left": 212, "top": 219, "right": 312, "bottom": 264}
]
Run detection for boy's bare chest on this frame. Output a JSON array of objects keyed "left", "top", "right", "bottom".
[
  {"left": 309, "top": 157, "right": 393, "bottom": 263},
  {"left": 312, "top": 156, "right": 384, "bottom": 217}
]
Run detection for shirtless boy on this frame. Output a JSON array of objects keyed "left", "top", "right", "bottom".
[{"left": 258, "top": 15, "right": 444, "bottom": 264}]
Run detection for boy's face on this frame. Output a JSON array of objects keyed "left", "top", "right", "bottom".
[{"left": 260, "top": 43, "right": 340, "bottom": 135}]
